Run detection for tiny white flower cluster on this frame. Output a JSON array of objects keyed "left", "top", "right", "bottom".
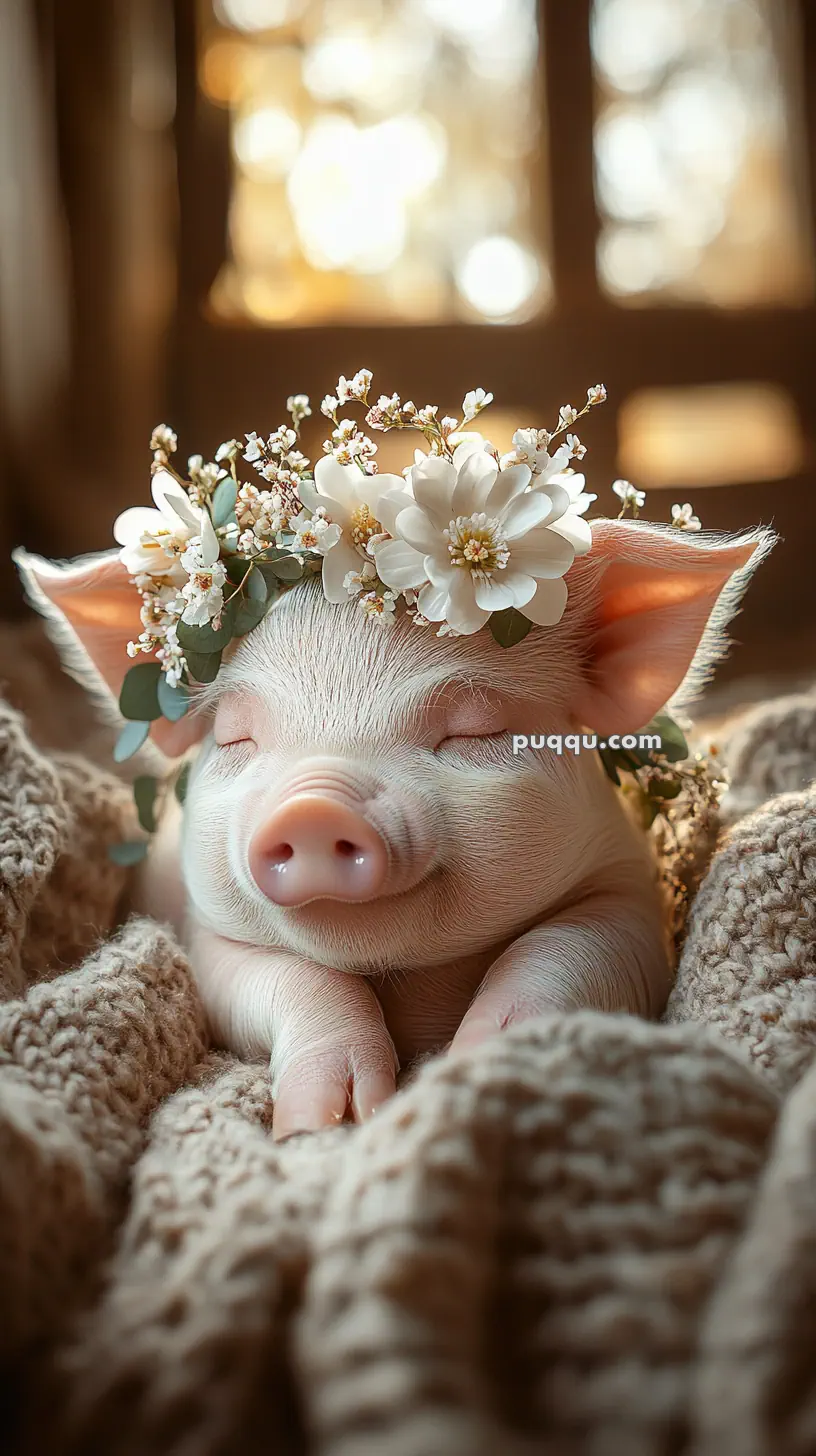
[{"left": 114, "top": 371, "right": 614, "bottom": 705}]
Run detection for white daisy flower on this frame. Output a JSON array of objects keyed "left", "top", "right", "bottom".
[
  {"left": 114, "top": 470, "right": 199, "bottom": 583},
  {"left": 373, "top": 440, "right": 591, "bottom": 636},
  {"left": 297, "top": 456, "right": 407, "bottom": 603}
]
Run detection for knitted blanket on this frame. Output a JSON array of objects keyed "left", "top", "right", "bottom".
[{"left": 1, "top": 687, "right": 815, "bottom": 1456}]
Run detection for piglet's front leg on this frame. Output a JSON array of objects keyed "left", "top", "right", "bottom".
[
  {"left": 189, "top": 926, "right": 398, "bottom": 1139},
  {"left": 449, "top": 888, "right": 671, "bottom": 1055}
]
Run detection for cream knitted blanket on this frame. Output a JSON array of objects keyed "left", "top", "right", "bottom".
[{"left": 1, "top": 688, "right": 815, "bottom": 1456}]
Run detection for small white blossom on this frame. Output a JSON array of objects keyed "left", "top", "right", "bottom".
[
  {"left": 179, "top": 514, "right": 227, "bottom": 626},
  {"left": 558, "top": 404, "right": 578, "bottom": 428},
  {"left": 566, "top": 433, "right": 587, "bottom": 461},
  {"left": 350, "top": 368, "right": 373, "bottom": 399},
  {"left": 150, "top": 424, "right": 177, "bottom": 456},
  {"left": 671, "top": 502, "right": 702, "bottom": 532},
  {"left": 267, "top": 426, "right": 297, "bottom": 456},
  {"left": 366, "top": 393, "right": 403, "bottom": 429},
  {"left": 244, "top": 432, "right": 264, "bottom": 463},
  {"left": 286, "top": 394, "right": 311, "bottom": 425},
  {"left": 187, "top": 456, "right": 220, "bottom": 502},
  {"left": 289, "top": 508, "right": 342, "bottom": 555},
  {"left": 215, "top": 438, "right": 241, "bottom": 463},
  {"left": 179, "top": 554, "right": 227, "bottom": 626},
  {"left": 157, "top": 623, "right": 186, "bottom": 687},
  {"left": 359, "top": 590, "right": 396, "bottom": 627},
  {"left": 612, "top": 479, "right": 646, "bottom": 509},
  {"left": 462, "top": 388, "right": 493, "bottom": 421},
  {"left": 321, "top": 394, "right": 339, "bottom": 418},
  {"left": 344, "top": 562, "right": 378, "bottom": 596},
  {"left": 416, "top": 405, "right": 438, "bottom": 425},
  {"left": 440, "top": 416, "right": 459, "bottom": 435},
  {"left": 587, "top": 384, "right": 607, "bottom": 406}
]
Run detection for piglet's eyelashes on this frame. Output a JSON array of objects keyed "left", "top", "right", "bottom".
[{"left": 434, "top": 729, "right": 508, "bottom": 753}]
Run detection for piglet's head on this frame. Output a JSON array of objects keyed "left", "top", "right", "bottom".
[{"left": 16, "top": 518, "right": 772, "bottom": 972}]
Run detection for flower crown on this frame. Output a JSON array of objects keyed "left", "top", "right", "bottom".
[{"left": 109, "top": 369, "right": 718, "bottom": 863}]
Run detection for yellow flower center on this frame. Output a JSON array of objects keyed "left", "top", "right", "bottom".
[
  {"left": 350, "top": 503, "right": 383, "bottom": 547},
  {"left": 446, "top": 513, "right": 510, "bottom": 577}
]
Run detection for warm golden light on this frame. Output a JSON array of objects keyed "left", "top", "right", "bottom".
[
  {"left": 618, "top": 384, "right": 805, "bottom": 487},
  {"left": 201, "top": 0, "right": 548, "bottom": 325},
  {"left": 592, "top": 0, "right": 813, "bottom": 306}
]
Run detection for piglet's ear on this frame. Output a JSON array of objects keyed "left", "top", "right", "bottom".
[
  {"left": 572, "top": 519, "right": 775, "bottom": 736},
  {"left": 13, "top": 548, "right": 205, "bottom": 758}
]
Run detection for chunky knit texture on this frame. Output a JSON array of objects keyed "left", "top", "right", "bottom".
[{"left": 0, "top": 688, "right": 814, "bottom": 1456}]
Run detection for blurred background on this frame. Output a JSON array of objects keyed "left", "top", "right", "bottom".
[{"left": 0, "top": 0, "right": 814, "bottom": 697}]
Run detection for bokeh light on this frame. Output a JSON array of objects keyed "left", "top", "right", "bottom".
[
  {"left": 592, "top": 0, "right": 813, "bottom": 306},
  {"left": 203, "top": 0, "right": 549, "bottom": 324},
  {"left": 456, "top": 236, "right": 543, "bottom": 321}
]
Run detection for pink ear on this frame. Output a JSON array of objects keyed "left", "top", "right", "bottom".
[
  {"left": 14, "top": 548, "right": 206, "bottom": 757},
  {"left": 571, "top": 519, "right": 773, "bottom": 735}
]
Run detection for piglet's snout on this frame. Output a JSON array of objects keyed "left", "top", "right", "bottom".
[{"left": 249, "top": 795, "right": 388, "bottom": 906}]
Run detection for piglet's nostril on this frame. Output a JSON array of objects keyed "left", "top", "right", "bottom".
[{"left": 249, "top": 794, "right": 388, "bottom": 906}]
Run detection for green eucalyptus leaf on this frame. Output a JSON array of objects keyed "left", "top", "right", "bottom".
[
  {"left": 224, "top": 556, "right": 251, "bottom": 587},
  {"left": 119, "top": 662, "right": 162, "bottom": 722},
  {"left": 157, "top": 674, "right": 189, "bottom": 722},
  {"left": 488, "top": 608, "right": 533, "bottom": 648},
  {"left": 211, "top": 478, "right": 238, "bottom": 528},
  {"left": 113, "top": 719, "right": 150, "bottom": 763},
  {"left": 648, "top": 714, "right": 689, "bottom": 764},
  {"left": 184, "top": 649, "right": 222, "bottom": 684},
  {"left": 245, "top": 565, "right": 267, "bottom": 601},
  {"left": 133, "top": 775, "right": 159, "bottom": 833},
  {"left": 174, "top": 761, "right": 191, "bottom": 805},
  {"left": 108, "top": 840, "right": 149, "bottom": 866},
  {"left": 267, "top": 554, "right": 304, "bottom": 582},
  {"left": 232, "top": 595, "right": 270, "bottom": 636},
  {"left": 176, "top": 597, "right": 237, "bottom": 654}
]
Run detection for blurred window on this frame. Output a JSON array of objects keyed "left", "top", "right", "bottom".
[
  {"left": 618, "top": 383, "right": 805, "bottom": 488},
  {"left": 201, "top": 0, "right": 549, "bottom": 324},
  {"left": 592, "top": 0, "right": 814, "bottom": 306}
]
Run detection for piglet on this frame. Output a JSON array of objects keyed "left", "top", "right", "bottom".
[{"left": 16, "top": 518, "right": 770, "bottom": 1138}]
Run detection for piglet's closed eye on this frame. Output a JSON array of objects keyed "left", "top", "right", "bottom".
[{"left": 568, "top": 518, "right": 775, "bottom": 736}]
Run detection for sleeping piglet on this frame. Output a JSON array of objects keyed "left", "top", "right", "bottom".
[{"left": 16, "top": 517, "right": 770, "bottom": 1138}]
